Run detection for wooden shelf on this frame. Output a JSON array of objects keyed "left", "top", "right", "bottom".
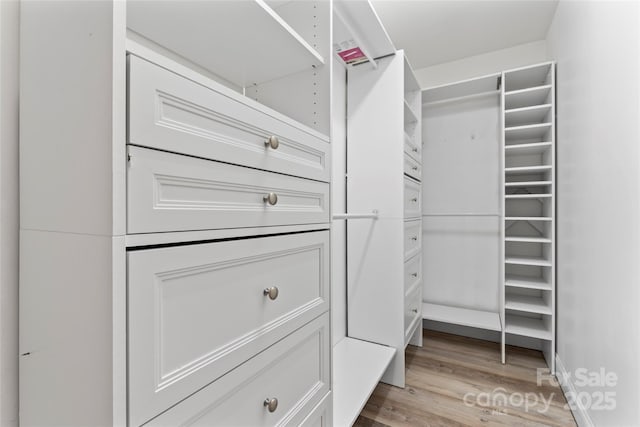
[
  {"left": 422, "top": 303, "right": 502, "bottom": 331},
  {"left": 504, "top": 85, "right": 552, "bottom": 109},
  {"left": 127, "top": 0, "right": 324, "bottom": 88},
  {"left": 505, "top": 294, "right": 552, "bottom": 315},
  {"left": 505, "top": 314, "right": 552, "bottom": 340},
  {"left": 505, "top": 104, "right": 552, "bottom": 127},
  {"left": 505, "top": 274, "right": 552, "bottom": 290},
  {"left": 505, "top": 165, "right": 552, "bottom": 175},
  {"left": 505, "top": 193, "right": 552, "bottom": 199},
  {"left": 505, "top": 142, "right": 552, "bottom": 156},
  {"left": 333, "top": 337, "right": 396, "bottom": 427},
  {"left": 505, "top": 180, "right": 552, "bottom": 187},
  {"left": 505, "top": 236, "right": 552, "bottom": 243},
  {"left": 505, "top": 217, "right": 552, "bottom": 221},
  {"left": 505, "top": 123, "right": 552, "bottom": 141},
  {"left": 404, "top": 100, "right": 419, "bottom": 124},
  {"left": 505, "top": 256, "right": 552, "bottom": 267}
]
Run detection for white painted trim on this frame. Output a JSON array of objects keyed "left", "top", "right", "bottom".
[{"left": 555, "top": 354, "right": 595, "bottom": 427}]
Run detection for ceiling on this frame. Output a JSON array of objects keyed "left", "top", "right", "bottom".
[{"left": 370, "top": 0, "right": 559, "bottom": 70}]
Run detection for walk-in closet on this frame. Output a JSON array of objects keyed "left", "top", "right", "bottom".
[{"left": 2, "top": 1, "right": 639, "bottom": 426}]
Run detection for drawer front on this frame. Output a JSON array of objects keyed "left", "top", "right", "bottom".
[
  {"left": 300, "top": 393, "right": 332, "bottom": 427},
  {"left": 404, "top": 136, "right": 422, "bottom": 163},
  {"left": 404, "top": 153, "right": 422, "bottom": 182},
  {"left": 145, "top": 314, "right": 331, "bottom": 427},
  {"left": 404, "top": 253, "right": 422, "bottom": 294},
  {"left": 404, "top": 219, "right": 422, "bottom": 261},
  {"left": 128, "top": 55, "right": 330, "bottom": 182},
  {"left": 404, "top": 177, "right": 421, "bottom": 219},
  {"left": 128, "top": 231, "right": 330, "bottom": 426},
  {"left": 404, "top": 285, "right": 422, "bottom": 343},
  {"left": 127, "top": 146, "right": 330, "bottom": 234}
]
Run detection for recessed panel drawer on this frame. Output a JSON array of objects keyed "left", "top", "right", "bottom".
[
  {"left": 404, "top": 219, "right": 422, "bottom": 261},
  {"left": 127, "top": 146, "right": 329, "bottom": 234},
  {"left": 404, "top": 253, "right": 422, "bottom": 294},
  {"left": 404, "top": 153, "right": 422, "bottom": 182},
  {"left": 127, "top": 231, "right": 330, "bottom": 426},
  {"left": 404, "top": 177, "right": 421, "bottom": 219},
  {"left": 404, "top": 284, "right": 422, "bottom": 343},
  {"left": 128, "top": 56, "right": 330, "bottom": 182},
  {"left": 144, "top": 314, "right": 331, "bottom": 427}
]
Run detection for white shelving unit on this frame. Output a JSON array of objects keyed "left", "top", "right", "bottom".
[
  {"left": 501, "top": 62, "right": 556, "bottom": 373},
  {"left": 422, "top": 303, "right": 502, "bottom": 332}
]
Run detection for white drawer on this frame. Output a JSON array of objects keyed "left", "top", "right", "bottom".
[
  {"left": 404, "top": 285, "right": 422, "bottom": 344},
  {"left": 128, "top": 231, "right": 330, "bottom": 426},
  {"left": 404, "top": 153, "right": 422, "bottom": 182},
  {"left": 404, "top": 135, "right": 421, "bottom": 164},
  {"left": 145, "top": 314, "right": 331, "bottom": 427},
  {"left": 404, "top": 176, "right": 421, "bottom": 219},
  {"left": 404, "top": 219, "right": 422, "bottom": 261},
  {"left": 300, "top": 392, "right": 332, "bottom": 427},
  {"left": 404, "top": 253, "right": 422, "bottom": 294},
  {"left": 128, "top": 55, "right": 330, "bottom": 182},
  {"left": 127, "top": 146, "right": 329, "bottom": 234}
]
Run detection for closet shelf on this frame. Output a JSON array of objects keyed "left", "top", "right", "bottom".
[
  {"left": 504, "top": 193, "right": 552, "bottom": 199},
  {"left": 505, "top": 236, "right": 552, "bottom": 243},
  {"left": 504, "top": 165, "right": 552, "bottom": 175},
  {"left": 404, "top": 100, "right": 419, "bottom": 124},
  {"left": 505, "top": 180, "right": 552, "bottom": 187},
  {"left": 505, "top": 256, "right": 552, "bottom": 267},
  {"left": 332, "top": 337, "right": 396, "bottom": 427},
  {"left": 505, "top": 216, "right": 552, "bottom": 221},
  {"left": 504, "top": 62, "right": 553, "bottom": 92},
  {"left": 505, "top": 142, "right": 553, "bottom": 156},
  {"left": 505, "top": 104, "right": 552, "bottom": 127},
  {"left": 422, "top": 72, "right": 501, "bottom": 104},
  {"left": 505, "top": 314, "right": 552, "bottom": 340},
  {"left": 505, "top": 294, "right": 552, "bottom": 315},
  {"left": 126, "top": 0, "right": 325, "bottom": 88},
  {"left": 505, "top": 123, "right": 552, "bottom": 141},
  {"left": 504, "top": 85, "right": 552, "bottom": 109},
  {"left": 506, "top": 274, "right": 552, "bottom": 290},
  {"left": 422, "top": 303, "right": 502, "bottom": 332}
]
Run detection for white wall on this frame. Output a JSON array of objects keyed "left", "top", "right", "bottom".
[
  {"left": 547, "top": 1, "right": 640, "bottom": 426},
  {"left": 0, "top": 1, "right": 19, "bottom": 426},
  {"left": 415, "top": 40, "right": 548, "bottom": 89}
]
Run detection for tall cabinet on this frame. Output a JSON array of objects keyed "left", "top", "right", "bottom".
[
  {"left": 501, "top": 62, "right": 556, "bottom": 372},
  {"left": 19, "top": 2, "right": 333, "bottom": 425},
  {"left": 347, "top": 51, "right": 423, "bottom": 388}
]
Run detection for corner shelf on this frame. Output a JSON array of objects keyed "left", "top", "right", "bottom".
[
  {"left": 505, "top": 314, "right": 552, "bottom": 340},
  {"left": 332, "top": 337, "right": 395, "bottom": 427},
  {"left": 422, "top": 303, "right": 502, "bottom": 332},
  {"left": 127, "top": 0, "right": 324, "bottom": 88}
]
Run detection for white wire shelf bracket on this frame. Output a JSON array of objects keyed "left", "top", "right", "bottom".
[{"left": 333, "top": 210, "right": 379, "bottom": 220}]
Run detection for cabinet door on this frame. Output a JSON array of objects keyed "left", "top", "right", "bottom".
[
  {"left": 145, "top": 314, "right": 331, "bottom": 427},
  {"left": 128, "top": 231, "right": 330, "bottom": 426}
]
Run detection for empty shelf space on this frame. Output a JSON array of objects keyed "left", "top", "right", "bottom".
[
  {"left": 422, "top": 303, "right": 502, "bottom": 331},
  {"left": 505, "top": 255, "right": 552, "bottom": 267},
  {"left": 127, "top": 0, "right": 325, "bottom": 88},
  {"left": 505, "top": 104, "right": 552, "bottom": 127},
  {"left": 505, "top": 180, "right": 552, "bottom": 187},
  {"left": 505, "top": 165, "right": 552, "bottom": 175},
  {"left": 505, "top": 193, "right": 552, "bottom": 199},
  {"left": 404, "top": 100, "right": 419, "bottom": 124},
  {"left": 505, "top": 294, "right": 552, "bottom": 315},
  {"left": 504, "top": 85, "right": 552, "bottom": 109},
  {"left": 506, "top": 274, "right": 552, "bottom": 290},
  {"left": 505, "top": 123, "right": 552, "bottom": 141},
  {"left": 505, "top": 236, "right": 552, "bottom": 243},
  {"left": 506, "top": 217, "right": 552, "bottom": 222},
  {"left": 333, "top": 337, "right": 396, "bottom": 427},
  {"left": 505, "top": 142, "right": 553, "bottom": 156},
  {"left": 505, "top": 314, "right": 552, "bottom": 340},
  {"left": 422, "top": 73, "right": 501, "bottom": 104},
  {"left": 504, "top": 62, "right": 553, "bottom": 92}
]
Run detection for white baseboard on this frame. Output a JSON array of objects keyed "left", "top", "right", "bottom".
[{"left": 555, "top": 354, "right": 595, "bottom": 427}]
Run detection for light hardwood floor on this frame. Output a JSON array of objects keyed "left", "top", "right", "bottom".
[{"left": 353, "top": 330, "right": 576, "bottom": 427}]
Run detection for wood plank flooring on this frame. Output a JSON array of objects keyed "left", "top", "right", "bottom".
[{"left": 353, "top": 330, "right": 576, "bottom": 427}]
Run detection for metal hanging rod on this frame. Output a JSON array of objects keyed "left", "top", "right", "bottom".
[
  {"left": 422, "top": 213, "right": 500, "bottom": 217},
  {"left": 333, "top": 210, "right": 379, "bottom": 220}
]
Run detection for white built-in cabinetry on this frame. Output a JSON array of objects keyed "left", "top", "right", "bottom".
[
  {"left": 501, "top": 62, "right": 556, "bottom": 371},
  {"left": 19, "top": 1, "right": 333, "bottom": 425},
  {"left": 346, "top": 50, "right": 423, "bottom": 389}
]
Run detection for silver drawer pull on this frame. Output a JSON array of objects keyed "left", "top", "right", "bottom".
[
  {"left": 412, "top": 308, "right": 418, "bottom": 314},
  {"left": 265, "top": 135, "right": 280, "bottom": 150},
  {"left": 263, "top": 286, "right": 279, "bottom": 300},
  {"left": 411, "top": 236, "right": 418, "bottom": 241},
  {"left": 411, "top": 272, "right": 418, "bottom": 278},
  {"left": 264, "top": 397, "right": 278, "bottom": 413},
  {"left": 263, "top": 192, "right": 278, "bottom": 205},
  {"left": 411, "top": 198, "right": 418, "bottom": 203},
  {"left": 412, "top": 147, "right": 418, "bottom": 153},
  {"left": 412, "top": 166, "right": 418, "bottom": 171}
]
